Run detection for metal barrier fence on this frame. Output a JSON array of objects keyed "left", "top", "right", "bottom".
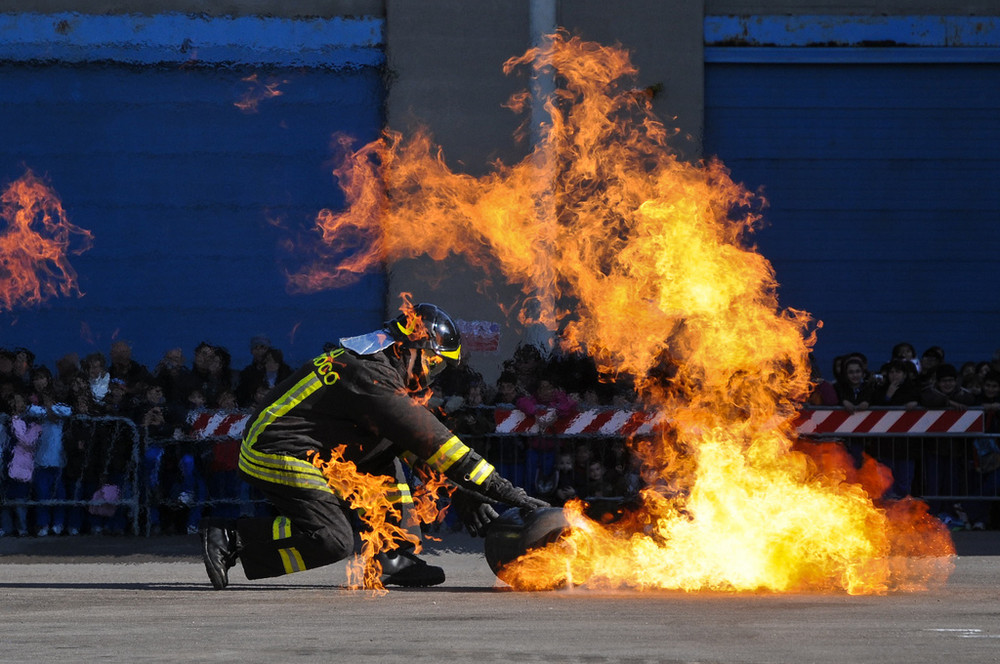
[
  {"left": 0, "top": 413, "right": 140, "bottom": 536},
  {"left": 794, "top": 406, "right": 1000, "bottom": 505},
  {"left": 3, "top": 406, "right": 999, "bottom": 536}
]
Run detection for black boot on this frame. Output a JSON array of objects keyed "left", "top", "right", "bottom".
[
  {"left": 376, "top": 549, "right": 445, "bottom": 588},
  {"left": 199, "top": 519, "right": 241, "bottom": 590}
]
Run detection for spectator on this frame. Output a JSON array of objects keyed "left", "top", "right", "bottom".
[
  {"left": 83, "top": 352, "right": 110, "bottom": 403},
  {"left": 966, "top": 372, "right": 1000, "bottom": 529},
  {"left": 548, "top": 350, "right": 601, "bottom": 401},
  {"left": 258, "top": 348, "right": 292, "bottom": 399},
  {"left": 52, "top": 353, "right": 82, "bottom": 403},
  {"left": 979, "top": 372, "right": 1000, "bottom": 418},
  {"left": 443, "top": 377, "right": 494, "bottom": 440},
  {"left": 834, "top": 357, "right": 874, "bottom": 412},
  {"left": 503, "top": 343, "right": 546, "bottom": 395},
  {"left": 571, "top": 442, "right": 595, "bottom": 497},
  {"left": 866, "top": 360, "right": 920, "bottom": 498},
  {"left": 153, "top": 347, "right": 191, "bottom": 407},
  {"left": 919, "top": 363, "right": 975, "bottom": 525},
  {"left": 583, "top": 458, "right": 615, "bottom": 499},
  {"left": 491, "top": 372, "right": 524, "bottom": 406},
  {"left": 483, "top": 372, "right": 526, "bottom": 488},
  {"left": 516, "top": 377, "right": 578, "bottom": 498},
  {"left": 5, "top": 392, "right": 41, "bottom": 536},
  {"left": 959, "top": 361, "right": 982, "bottom": 397},
  {"left": 133, "top": 380, "right": 185, "bottom": 535},
  {"left": 11, "top": 347, "right": 35, "bottom": 393},
  {"left": 27, "top": 367, "right": 71, "bottom": 536},
  {"left": 872, "top": 360, "right": 920, "bottom": 408},
  {"left": 235, "top": 334, "right": 272, "bottom": 407},
  {"left": 921, "top": 364, "right": 976, "bottom": 409},
  {"left": 549, "top": 450, "right": 578, "bottom": 506},
  {"left": 108, "top": 340, "right": 152, "bottom": 395},
  {"left": 0, "top": 348, "right": 16, "bottom": 385},
  {"left": 215, "top": 389, "right": 239, "bottom": 411},
  {"left": 891, "top": 342, "right": 919, "bottom": 372},
  {"left": 603, "top": 438, "right": 631, "bottom": 495},
  {"left": 805, "top": 353, "right": 838, "bottom": 406},
  {"left": 62, "top": 387, "right": 100, "bottom": 535},
  {"left": 918, "top": 346, "right": 945, "bottom": 389},
  {"left": 178, "top": 342, "right": 232, "bottom": 407},
  {"left": 431, "top": 357, "right": 482, "bottom": 401},
  {"left": 100, "top": 378, "right": 132, "bottom": 417}
]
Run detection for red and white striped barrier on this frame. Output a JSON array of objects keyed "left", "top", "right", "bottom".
[
  {"left": 493, "top": 408, "right": 666, "bottom": 437},
  {"left": 183, "top": 407, "right": 987, "bottom": 440},
  {"left": 792, "top": 408, "right": 984, "bottom": 435},
  {"left": 185, "top": 411, "right": 251, "bottom": 439}
]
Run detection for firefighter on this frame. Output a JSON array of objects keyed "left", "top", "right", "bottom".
[{"left": 199, "top": 302, "right": 547, "bottom": 589}]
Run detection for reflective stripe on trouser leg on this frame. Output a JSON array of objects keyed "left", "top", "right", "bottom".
[{"left": 234, "top": 485, "right": 356, "bottom": 581}]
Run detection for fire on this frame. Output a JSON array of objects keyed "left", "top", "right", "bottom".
[
  {"left": 0, "top": 169, "right": 93, "bottom": 312},
  {"left": 309, "top": 446, "right": 452, "bottom": 592},
  {"left": 296, "top": 32, "right": 954, "bottom": 593},
  {"left": 394, "top": 292, "right": 427, "bottom": 342},
  {"left": 234, "top": 73, "right": 286, "bottom": 113}
]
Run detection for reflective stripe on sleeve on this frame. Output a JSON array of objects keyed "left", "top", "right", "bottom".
[
  {"left": 386, "top": 482, "right": 413, "bottom": 505},
  {"left": 272, "top": 516, "right": 292, "bottom": 541},
  {"left": 425, "top": 435, "right": 470, "bottom": 473},
  {"left": 466, "top": 458, "right": 495, "bottom": 486}
]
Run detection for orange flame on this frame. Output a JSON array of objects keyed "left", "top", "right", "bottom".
[
  {"left": 296, "top": 32, "right": 954, "bottom": 593},
  {"left": 309, "top": 447, "right": 452, "bottom": 593},
  {"left": 394, "top": 292, "right": 426, "bottom": 341},
  {"left": 0, "top": 169, "right": 93, "bottom": 312},
  {"left": 234, "top": 73, "right": 286, "bottom": 113},
  {"left": 410, "top": 465, "right": 458, "bottom": 538}
]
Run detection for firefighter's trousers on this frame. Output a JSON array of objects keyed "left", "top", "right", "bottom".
[{"left": 235, "top": 457, "right": 416, "bottom": 580}]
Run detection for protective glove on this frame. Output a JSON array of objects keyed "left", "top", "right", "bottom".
[
  {"left": 483, "top": 475, "right": 550, "bottom": 512},
  {"left": 450, "top": 488, "right": 501, "bottom": 537}
]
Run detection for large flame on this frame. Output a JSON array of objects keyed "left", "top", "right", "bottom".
[
  {"left": 295, "top": 32, "right": 953, "bottom": 593},
  {"left": 0, "top": 169, "right": 93, "bottom": 312}
]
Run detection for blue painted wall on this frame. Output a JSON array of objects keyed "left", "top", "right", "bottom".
[
  {"left": 705, "top": 62, "right": 1000, "bottom": 376},
  {"left": 0, "top": 61, "right": 386, "bottom": 370}
]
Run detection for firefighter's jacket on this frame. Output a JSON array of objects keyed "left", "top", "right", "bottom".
[{"left": 239, "top": 346, "right": 495, "bottom": 497}]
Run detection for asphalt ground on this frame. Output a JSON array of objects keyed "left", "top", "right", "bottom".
[{"left": 1, "top": 530, "right": 999, "bottom": 664}]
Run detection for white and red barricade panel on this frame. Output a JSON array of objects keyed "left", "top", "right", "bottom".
[
  {"left": 185, "top": 410, "right": 251, "bottom": 439},
  {"left": 493, "top": 408, "right": 666, "bottom": 437},
  {"left": 183, "top": 407, "right": 986, "bottom": 440},
  {"left": 792, "top": 408, "right": 984, "bottom": 435}
]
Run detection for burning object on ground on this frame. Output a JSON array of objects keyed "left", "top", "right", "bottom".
[{"left": 293, "top": 31, "right": 954, "bottom": 594}]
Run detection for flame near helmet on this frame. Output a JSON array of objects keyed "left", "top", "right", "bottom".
[{"left": 387, "top": 301, "right": 462, "bottom": 366}]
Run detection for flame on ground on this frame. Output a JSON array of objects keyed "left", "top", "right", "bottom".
[
  {"left": 295, "top": 32, "right": 954, "bottom": 593},
  {"left": 0, "top": 169, "right": 93, "bottom": 312}
]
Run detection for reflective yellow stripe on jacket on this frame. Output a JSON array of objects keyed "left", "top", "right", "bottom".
[{"left": 426, "top": 435, "right": 495, "bottom": 486}]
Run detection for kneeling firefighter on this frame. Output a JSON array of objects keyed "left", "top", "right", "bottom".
[{"left": 200, "top": 302, "right": 548, "bottom": 589}]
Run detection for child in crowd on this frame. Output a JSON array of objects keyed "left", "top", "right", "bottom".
[
  {"left": 4, "top": 393, "right": 41, "bottom": 536},
  {"left": 27, "top": 367, "right": 72, "bottom": 536}
]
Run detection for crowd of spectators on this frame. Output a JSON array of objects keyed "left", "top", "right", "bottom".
[{"left": 2, "top": 337, "right": 1000, "bottom": 538}]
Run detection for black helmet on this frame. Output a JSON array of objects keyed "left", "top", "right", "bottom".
[{"left": 386, "top": 303, "right": 462, "bottom": 364}]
